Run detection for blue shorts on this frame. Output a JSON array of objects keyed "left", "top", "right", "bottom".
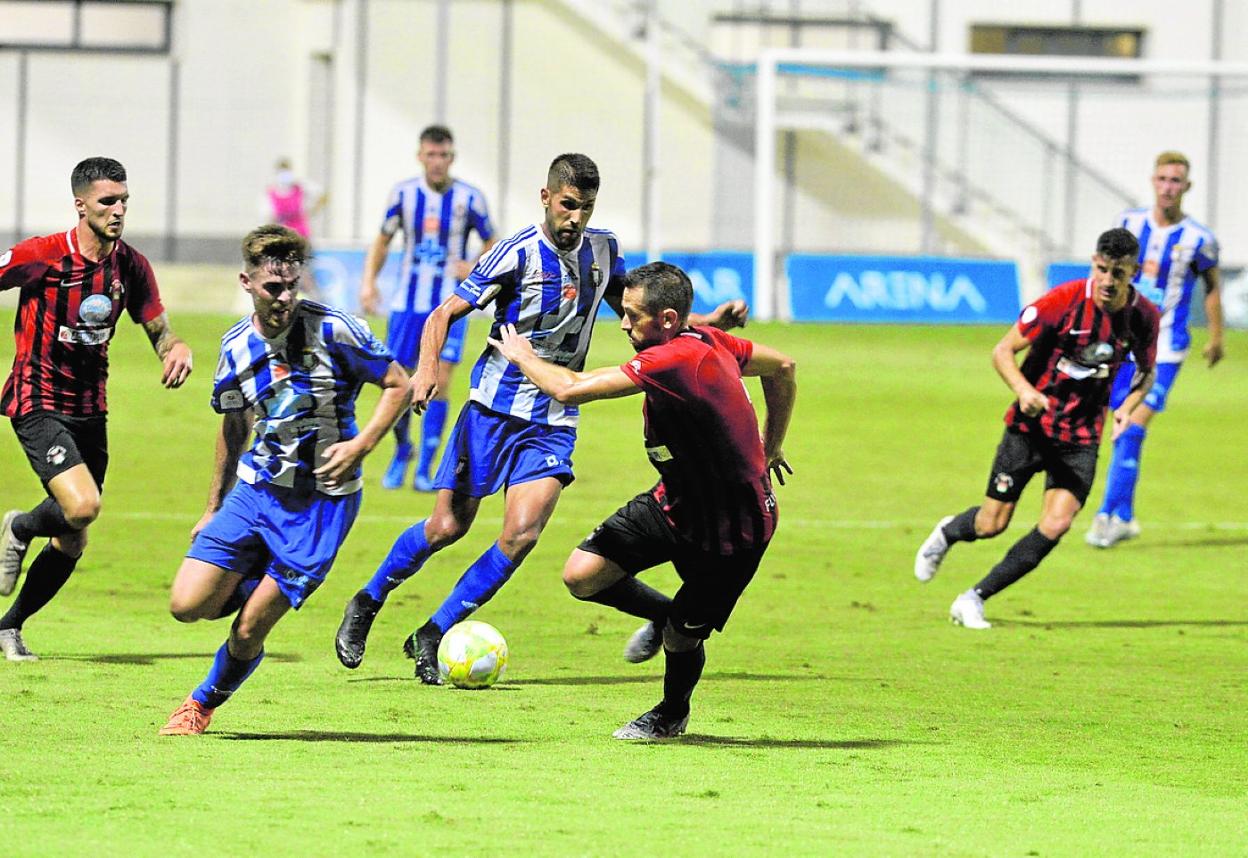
[
  {"left": 386, "top": 311, "right": 468, "bottom": 368},
  {"left": 433, "top": 401, "right": 576, "bottom": 497},
  {"left": 1110, "top": 361, "right": 1182, "bottom": 413},
  {"left": 186, "top": 481, "right": 362, "bottom": 609}
]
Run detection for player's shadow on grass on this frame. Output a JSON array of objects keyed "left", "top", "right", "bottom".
[
  {"left": 215, "top": 730, "right": 523, "bottom": 744},
  {"left": 1107, "top": 535, "right": 1248, "bottom": 549},
  {"left": 508, "top": 671, "right": 858, "bottom": 687},
  {"left": 1000, "top": 619, "right": 1248, "bottom": 630},
  {"left": 61, "top": 652, "right": 303, "bottom": 665},
  {"left": 680, "top": 736, "right": 918, "bottom": 750}
]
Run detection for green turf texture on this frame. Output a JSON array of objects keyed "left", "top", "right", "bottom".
[{"left": 0, "top": 312, "right": 1244, "bottom": 856}]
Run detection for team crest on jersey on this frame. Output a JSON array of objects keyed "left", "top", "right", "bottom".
[
  {"left": 590, "top": 262, "right": 602, "bottom": 288},
  {"left": 424, "top": 216, "right": 441, "bottom": 233},
  {"left": 271, "top": 362, "right": 291, "bottom": 382},
  {"left": 994, "top": 472, "right": 1014, "bottom": 495},
  {"left": 110, "top": 279, "right": 123, "bottom": 299},
  {"left": 46, "top": 445, "right": 67, "bottom": 467},
  {"left": 562, "top": 282, "right": 578, "bottom": 301}
]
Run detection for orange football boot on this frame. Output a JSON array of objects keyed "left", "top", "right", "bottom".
[{"left": 158, "top": 695, "right": 214, "bottom": 736}]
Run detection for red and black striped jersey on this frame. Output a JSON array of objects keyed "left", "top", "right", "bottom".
[
  {"left": 1, "top": 228, "right": 164, "bottom": 417},
  {"left": 620, "top": 326, "right": 777, "bottom": 555},
  {"left": 1005, "top": 278, "right": 1160, "bottom": 446}
]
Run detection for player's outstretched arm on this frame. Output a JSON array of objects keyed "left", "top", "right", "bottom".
[
  {"left": 316, "top": 360, "right": 412, "bottom": 488},
  {"left": 489, "top": 323, "right": 640, "bottom": 405},
  {"left": 690, "top": 299, "right": 749, "bottom": 331},
  {"left": 743, "top": 342, "right": 797, "bottom": 485},
  {"left": 993, "top": 324, "right": 1046, "bottom": 417},
  {"left": 411, "top": 295, "right": 474, "bottom": 413},
  {"left": 1202, "top": 267, "right": 1224, "bottom": 367},
  {"left": 359, "top": 231, "right": 393, "bottom": 316},
  {"left": 193, "top": 409, "right": 254, "bottom": 537},
  {"left": 142, "top": 313, "right": 193, "bottom": 388}
]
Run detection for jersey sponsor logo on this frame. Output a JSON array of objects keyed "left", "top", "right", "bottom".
[
  {"left": 824, "top": 271, "right": 988, "bottom": 313},
  {"left": 1056, "top": 356, "right": 1110, "bottom": 380},
  {"left": 78, "top": 293, "right": 113, "bottom": 325},
  {"left": 57, "top": 325, "right": 111, "bottom": 345},
  {"left": 646, "top": 444, "right": 674, "bottom": 463}
]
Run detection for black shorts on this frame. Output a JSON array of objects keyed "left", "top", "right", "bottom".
[
  {"left": 578, "top": 491, "right": 768, "bottom": 639},
  {"left": 985, "top": 427, "right": 1097, "bottom": 506},
  {"left": 11, "top": 412, "right": 108, "bottom": 491}
]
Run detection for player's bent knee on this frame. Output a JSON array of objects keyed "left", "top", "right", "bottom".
[
  {"left": 1039, "top": 517, "right": 1073, "bottom": 539},
  {"left": 64, "top": 497, "right": 101, "bottom": 531},
  {"left": 424, "top": 515, "right": 468, "bottom": 548}
]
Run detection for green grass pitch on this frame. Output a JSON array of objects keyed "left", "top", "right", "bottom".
[{"left": 0, "top": 311, "right": 1244, "bottom": 856}]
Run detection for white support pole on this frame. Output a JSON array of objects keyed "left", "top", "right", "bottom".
[
  {"left": 642, "top": 0, "right": 661, "bottom": 262},
  {"left": 753, "top": 50, "right": 777, "bottom": 321}
]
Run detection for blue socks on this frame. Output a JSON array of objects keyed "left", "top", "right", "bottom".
[
  {"left": 192, "top": 642, "right": 264, "bottom": 709},
  {"left": 363, "top": 520, "right": 433, "bottom": 603},
  {"left": 430, "top": 543, "right": 519, "bottom": 633},
  {"left": 1099, "top": 424, "right": 1146, "bottom": 521},
  {"left": 416, "top": 399, "right": 449, "bottom": 480}
]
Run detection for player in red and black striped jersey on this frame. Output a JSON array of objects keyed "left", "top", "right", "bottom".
[
  {"left": 489, "top": 261, "right": 797, "bottom": 740},
  {"left": 0, "top": 157, "right": 193, "bottom": 662},
  {"left": 914, "top": 228, "right": 1160, "bottom": 630}
]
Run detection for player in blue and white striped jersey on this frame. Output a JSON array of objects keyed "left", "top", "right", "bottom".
[
  {"left": 335, "top": 154, "right": 749, "bottom": 682},
  {"left": 158, "top": 226, "right": 410, "bottom": 735},
  {"left": 1086, "top": 151, "right": 1226, "bottom": 549},
  {"left": 360, "top": 126, "right": 497, "bottom": 493}
]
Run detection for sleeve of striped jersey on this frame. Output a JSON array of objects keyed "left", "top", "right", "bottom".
[
  {"left": 326, "top": 313, "right": 394, "bottom": 384},
  {"left": 469, "top": 191, "right": 495, "bottom": 242},
  {"left": 0, "top": 237, "right": 53, "bottom": 292},
  {"left": 123, "top": 251, "right": 166, "bottom": 324},
  {"left": 457, "top": 240, "right": 519, "bottom": 308},
  {"left": 1017, "top": 283, "right": 1070, "bottom": 341},
  {"left": 1194, "top": 235, "right": 1219, "bottom": 272},
  {"left": 380, "top": 184, "right": 403, "bottom": 237},
  {"left": 210, "top": 347, "right": 247, "bottom": 413}
]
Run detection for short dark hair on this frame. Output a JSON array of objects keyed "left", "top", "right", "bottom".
[
  {"left": 71, "top": 157, "right": 127, "bottom": 195},
  {"left": 546, "top": 153, "right": 599, "bottom": 195},
  {"left": 1096, "top": 227, "right": 1140, "bottom": 261},
  {"left": 622, "top": 262, "right": 692, "bottom": 323},
  {"left": 420, "top": 125, "right": 454, "bottom": 145},
  {"left": 242, "top": 224, "right": 309, "bottom": 272}
]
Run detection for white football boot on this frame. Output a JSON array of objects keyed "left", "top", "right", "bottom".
[
  {"left": 0, "top": 510, "right": 29, "bottom": 597},
  {"left": 1106, "top": 515, "right": 1141, "bottom": 546},
  {"left": 0, "top": 628, "right": 39, "bottom": 662},
  {"left": 949, "top": 590, "right": 992, "bottom": 630},
  {"left": 1084, "top": 513, "right": 1112, "bottom": 549},
  {"left": 914, "top": 516, "right": 954, "bottom": 582}
]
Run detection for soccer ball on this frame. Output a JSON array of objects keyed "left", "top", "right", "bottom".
[{"left": 437, "top": 621, "right": 508, "bottom": 689}]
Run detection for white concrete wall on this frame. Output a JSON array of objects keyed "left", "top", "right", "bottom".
[{"left": 0, "top": 0, "right": 1243, "bottom": 265}]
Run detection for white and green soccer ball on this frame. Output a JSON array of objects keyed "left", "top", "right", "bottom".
[{"left": 437, "top": 620, "right": 509, "bottom": 689}]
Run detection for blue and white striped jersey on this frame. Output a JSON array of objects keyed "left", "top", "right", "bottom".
[
  {"left": 381, "top": 175, "right": 494, "bottom": 315},
  {"left": 455, "top": 224, "right": 626, "bottom": 427},
  {"left": 211, "top": 301, "right": 394, "bottom": 497},
  {"left": 1115, "top": 207, "right": 1218, "bottom": 363}
]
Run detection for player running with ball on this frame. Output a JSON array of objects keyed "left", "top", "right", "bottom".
[{"left": 490, "top": 261, "right": 796, "bottom": 740}]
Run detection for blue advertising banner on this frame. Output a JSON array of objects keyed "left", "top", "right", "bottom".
[
  {"left": 1046, "top": 262, "right": 1089, "bottom": 290},
  {"left": 787, "top": 254, "right": 1022, "bottom": 323},
  {"left": 610, "top": 251, "right": 754, "bottom": 318},
  {"left": 310, "top": 247, "right": 403, "bottom": 315}
]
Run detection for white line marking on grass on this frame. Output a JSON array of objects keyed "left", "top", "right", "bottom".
[{"left": 107, "top": 511, "right": 1248, "bottom": 530}]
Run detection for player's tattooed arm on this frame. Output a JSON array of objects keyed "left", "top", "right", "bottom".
[
  {"left": 142, "top": 313, "right": 194, "bottom": 388},
  {"left": 192, "top": 410, "right": 254, "bottom": 538}
]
